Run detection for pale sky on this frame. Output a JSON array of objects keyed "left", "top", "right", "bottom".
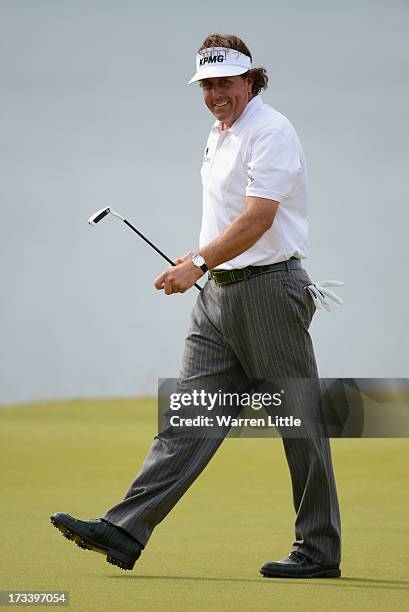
[{"left": 1, "top": 0, "right": 408, "bottom": 404}]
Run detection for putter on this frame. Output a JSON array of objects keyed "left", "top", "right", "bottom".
[{"left": 88, "top": 206, "right": 202, "bottom": 291}]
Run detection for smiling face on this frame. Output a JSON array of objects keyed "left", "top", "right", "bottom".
[{"left": 200, "top": 74, "right": 254, "bottom": 129}]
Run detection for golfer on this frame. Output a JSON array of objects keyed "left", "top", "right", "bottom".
[{"left": 51, "top": 33, "right": 342, "bottom": 579}]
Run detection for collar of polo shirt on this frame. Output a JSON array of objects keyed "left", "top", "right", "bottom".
[{"left": 188, "top": 47, "right": 252, "bottom": 84}]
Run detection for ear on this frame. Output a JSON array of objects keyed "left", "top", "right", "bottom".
[{"left": 245, "top": 74, "right": 254, "bottom": 93}]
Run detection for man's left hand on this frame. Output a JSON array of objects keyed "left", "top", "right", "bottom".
[{"left": 154, "top": 252, "right": 204, "bottom": 294}]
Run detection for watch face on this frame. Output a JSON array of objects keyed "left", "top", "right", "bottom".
[{"left": 193, "top": 255, "right": 205, "bottom": 267}]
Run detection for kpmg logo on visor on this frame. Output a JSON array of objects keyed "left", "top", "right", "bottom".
[{"left": 199, "top": 50, "right": 227, "bottom": 66}]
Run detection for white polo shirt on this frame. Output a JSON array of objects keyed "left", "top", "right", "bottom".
[{"left": 199, "top": 95, "right": 309, "bottom": 269}]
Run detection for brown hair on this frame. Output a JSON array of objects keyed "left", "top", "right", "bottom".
[{"left": 198, "top": 33, "right": 268, "bottom": 95}]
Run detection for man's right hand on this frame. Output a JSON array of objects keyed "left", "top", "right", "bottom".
[{"left": 154, "top": 252, "right": 202, "bottom": 294}]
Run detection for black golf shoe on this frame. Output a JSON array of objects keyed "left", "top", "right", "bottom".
[
  {"left": 50, "top": 512, "right": 143, "bottom": 570},
  {"left": 260, "top": 551, "right": 341, "bottom": 579}
]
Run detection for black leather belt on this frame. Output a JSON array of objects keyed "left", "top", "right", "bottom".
[{"left": 209, "top": 257, "right": 302, "bottom": 286}]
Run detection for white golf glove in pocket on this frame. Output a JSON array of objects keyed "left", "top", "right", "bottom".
[{"left": 304, "top": 280, "right": 344, "bottom": 312}]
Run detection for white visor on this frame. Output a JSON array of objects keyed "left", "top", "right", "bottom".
[{"left": 188, "top": 47, "right": 252, "bottom": 84}]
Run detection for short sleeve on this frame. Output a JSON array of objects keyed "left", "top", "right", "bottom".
[{"left": 245, "top": 130, "right": 302, "bottom": 202}]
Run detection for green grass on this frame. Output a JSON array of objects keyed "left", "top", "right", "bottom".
[{"left": 1, "top": 399, "right": 408, "bottom": 611}]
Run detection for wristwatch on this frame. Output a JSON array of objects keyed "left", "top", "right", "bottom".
[{"left": 192, "top": 253, "right": 208, "bottom": 273}]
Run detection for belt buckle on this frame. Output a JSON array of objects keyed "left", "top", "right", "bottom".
[
  {"left": 210, "top": 271, "right": 224, "bottom": 286},
  {"left": 210, "top": 268, "right": 252, "bottom": 286}
]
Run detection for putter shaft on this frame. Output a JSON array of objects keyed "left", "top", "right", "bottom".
[
  {"left": 122, "top": 220, "right": 202, "bottom": 291},
  {"left": 89, "top": 206, "right": 202, "bottom": 291}
]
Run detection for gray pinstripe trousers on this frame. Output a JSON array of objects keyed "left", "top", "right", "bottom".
[{"left": 102, "top": 267, "right": 341, "bottom": 565}]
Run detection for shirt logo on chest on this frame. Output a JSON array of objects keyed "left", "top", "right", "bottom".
[{"left": 203, "top": 146, "right": 211, "bottom": 164}]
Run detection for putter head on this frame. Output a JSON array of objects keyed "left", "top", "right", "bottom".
[{"left": 88, "top": 206, "right": 111, "bottom": 225}]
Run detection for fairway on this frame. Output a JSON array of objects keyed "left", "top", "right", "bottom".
[{"left": 1, "top": 399, "right": 408, "bottom": 611}]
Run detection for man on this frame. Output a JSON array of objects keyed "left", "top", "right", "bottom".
[{"left": 51, "top": 34, "right": 342, "bottom": 579}]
